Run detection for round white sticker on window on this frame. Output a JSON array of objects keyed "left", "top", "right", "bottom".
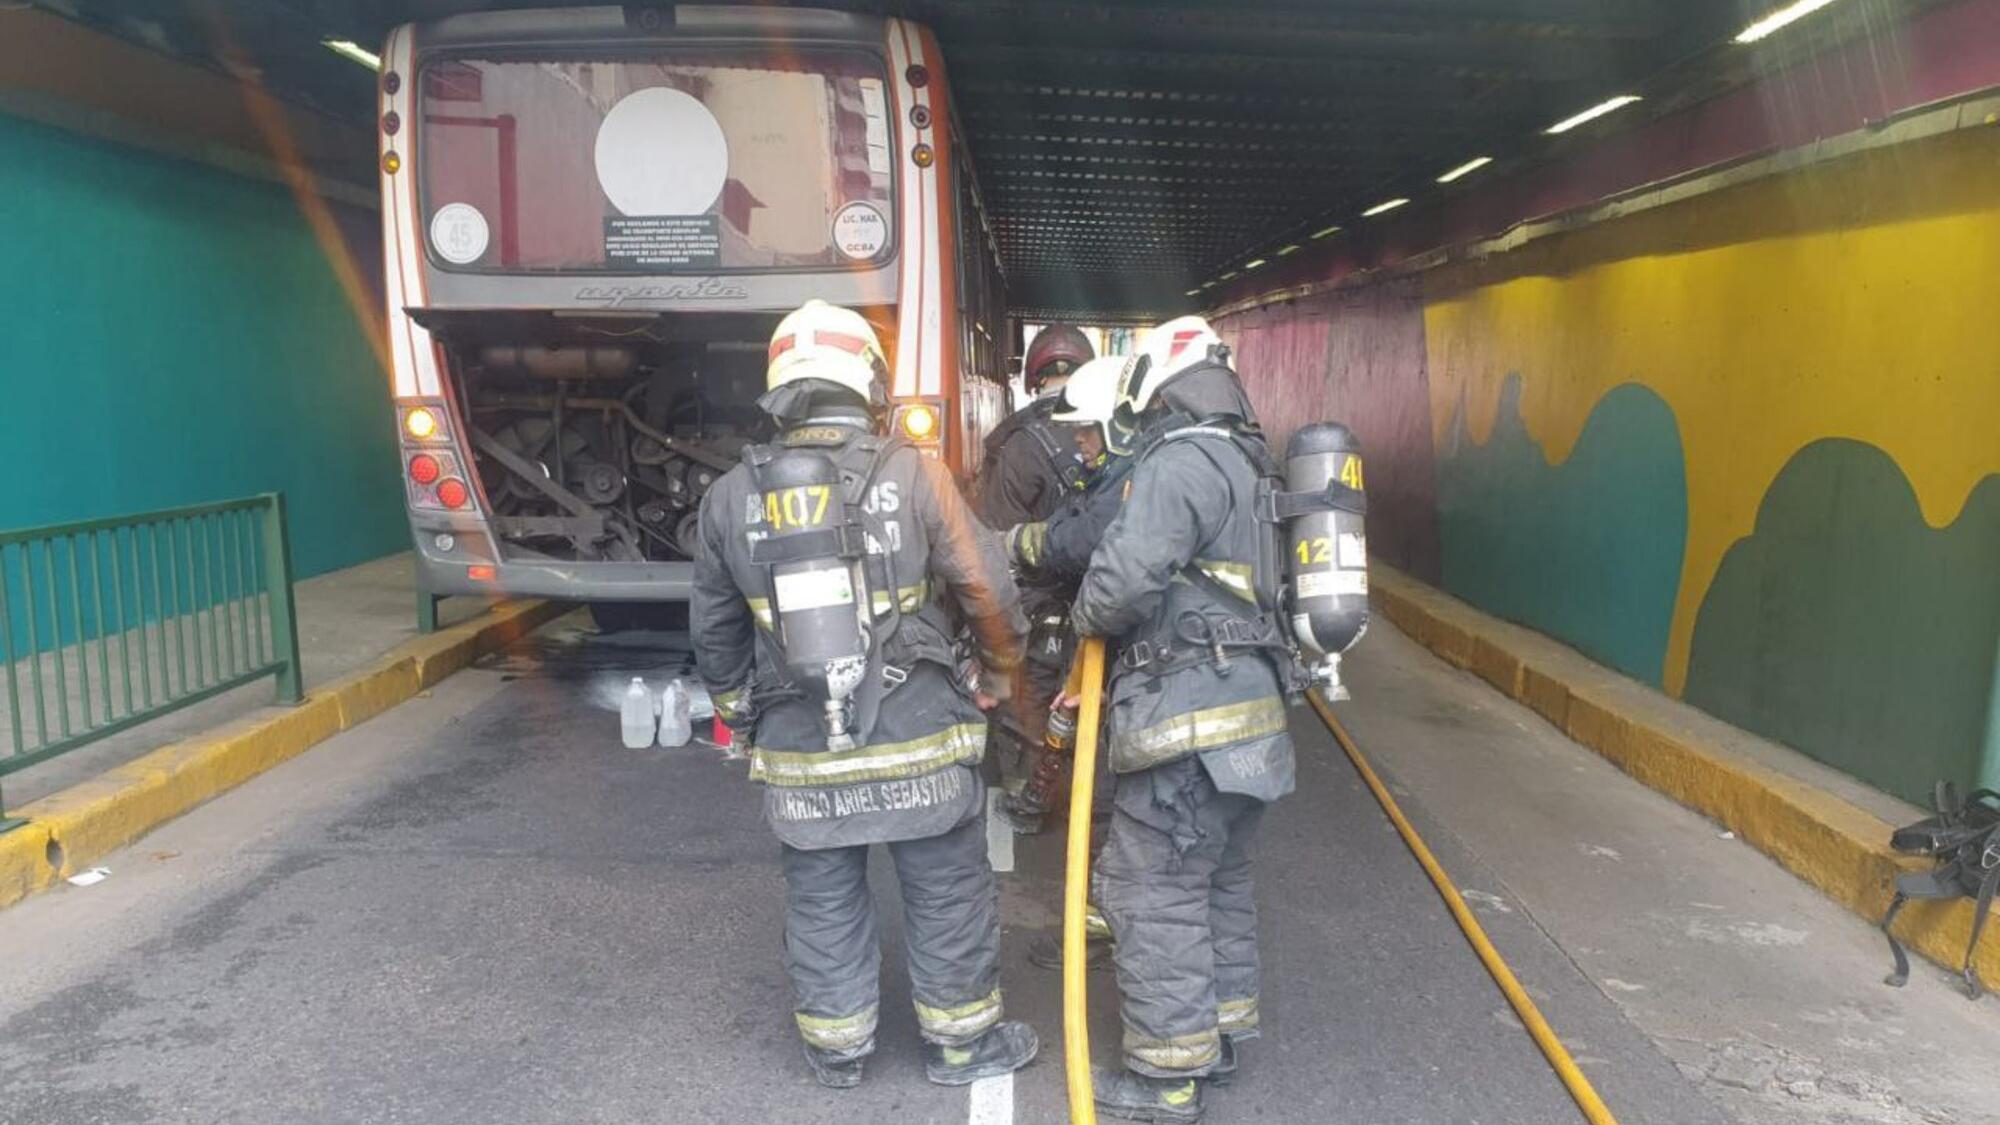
[
  {"left": 595, "top": 87, "right": 729, "bottom": 217},
  {"left": 832, "top": 202, "right": 889, "bottom": 260},
  {"left": 429, "top": 203, "right": 489, "bottom": 265}
]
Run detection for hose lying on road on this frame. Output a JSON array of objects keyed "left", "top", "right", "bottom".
[{"left": 1308, "top": 690, "right": 1621, "bottom": 1125}]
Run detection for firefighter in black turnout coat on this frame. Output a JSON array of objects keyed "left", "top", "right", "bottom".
[
  {"left": 1001, "top": 354, "right": 1135, "bottom": 833},
  {"left": 1072, "top": 317, "right": 1297, "bottom": 1123},
  {"left": 691, "top": 300, "right": 1039, "bottom": 1091},
  {"left": 978, "top": 324, "right": 1097, "bottom": 828}
]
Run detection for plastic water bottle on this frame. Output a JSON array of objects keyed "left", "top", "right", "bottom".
[
  {"left": 658, "top": 679, "right": 692, "bottom": 748},
  {"left": 621, "top": 677, "right": 655, "bottom": 749}
]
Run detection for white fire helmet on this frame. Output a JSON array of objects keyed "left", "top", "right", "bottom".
[
  {"left": 1051, "top": 356, "right": 1128, "bottom": 428},
  {"left": 1119, "top": 315, "right": 1225, "bottom": 415},
  {"left": 765, "top": 300, "right": 889, "bottom": 402}
]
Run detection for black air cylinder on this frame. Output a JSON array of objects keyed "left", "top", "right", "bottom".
[{"left": 1284, "top": 423, "right": 1369, "bottom": 671}]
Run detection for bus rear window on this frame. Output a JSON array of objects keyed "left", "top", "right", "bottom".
[{"left": 418, "top": 52, "right": 896, "bottom": 273}]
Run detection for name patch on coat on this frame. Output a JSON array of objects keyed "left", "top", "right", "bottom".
[{"left": 771, "top": 768, "right": 969, "bottom": 821}]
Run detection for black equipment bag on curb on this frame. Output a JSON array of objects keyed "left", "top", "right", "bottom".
[{"left": 1880, "top": 782, "right": 2000, "bottom": 999}]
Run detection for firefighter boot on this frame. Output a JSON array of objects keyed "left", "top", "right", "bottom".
[
  {"left": 925, "top": 1020, "right": 1040, "bottom": 1086},
  {"left": 801, "top": 1044, "right": 866, "bottom": 1089},
  {"left": 1093, "top": 1067, "right": 1203, "bottom": 1123},
  {"left": 1205, "top": 1035, "right": 1239, "bottom": 1087}
]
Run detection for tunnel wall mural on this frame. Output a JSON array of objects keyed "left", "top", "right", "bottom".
[
  {"left": 1219, "top": 125, "right": 2000, "bottom": 805},
  {"left": 0, "top": 112, "right": 404, "bottom": 580}
]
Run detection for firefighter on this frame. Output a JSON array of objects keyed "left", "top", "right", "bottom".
[
  {"left": 1071, "top": 316, "right": 1295, "bottom": 1122},
  {"left": 977, "top": 323, "right": 1096, "bottom": 826},
  {"left": 1001, "top": 354, "right": 1132, "bottom": 834},
  {"left": 977, "top": 323, "right": 1096, "bottom": 530},
  {"left": 1003, "top": 354, "right": 1136, "bottom": 969},
  {"left": 691, "top": 300, "right": 1039, "bottom": 1091}
]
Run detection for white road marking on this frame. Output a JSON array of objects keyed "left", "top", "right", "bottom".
[
  {"left": 986, "top": 788, "right": 1015, "bottom": 873},
  {"left": 968, "top": 1073, "right": 1015, "bottom": 1125}
]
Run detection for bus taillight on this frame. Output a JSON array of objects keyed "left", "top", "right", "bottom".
[
  {"left": 896, "top": 402, "right": 941, "bottom": 442},
  {"left": 403, "top": 405, "right": 443, "bottom": 441},
  {"left": 435, "top": 478, "right": 470, "bottom": 510},
  {"left": 408, "top": 453, "right": 441, "bottom": 486}
]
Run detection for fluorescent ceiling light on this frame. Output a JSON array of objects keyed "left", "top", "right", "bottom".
[
  {"left": 1361, "top": 198, "right": 1408, "bottom": 217},
  {"left": 324, "top": 39, "right": 381, "bottom": 70},
  {"left": 1276, "top": 243, "right": 1301, "bottom": 257},
  {"left": 1544, "top": 94, "right": 1642, "bottom": 134},
  {"left": 1436, "top": 156, "right": 1494, "bottom": 183},
  {"left": 1311, "top": 224, "right": 1342, "bottom": 240},
  {"left": 1735, "top": 0, "right": 1844, "bottom": 42},
  {"left": 1201, "top": 281, "right": 1216, "bottom": 289},
  {"left": 1243, "top": 258, "right": 1267, "bottom": 270},
  {"left": 1220, "top": 270, "right": 1240, "bottom": 280},
  {"left": 1184, "top": 288, "right": 1201, "bottom": 297}
]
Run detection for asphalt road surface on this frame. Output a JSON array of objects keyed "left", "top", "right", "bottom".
[{"left": 0, "top": 618, "right": 1737, "bottom": 1124}]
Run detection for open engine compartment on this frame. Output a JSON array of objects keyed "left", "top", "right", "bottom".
[{"left": 427, "top": 311, "right": 781, "bottom": 564}]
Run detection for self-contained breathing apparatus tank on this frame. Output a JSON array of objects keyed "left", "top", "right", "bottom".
[
  {"left": 749, "top": 448, "right": 871, "bottom": 750},
  {"left": 1280, "top": 422, "right": 1370, "bottom": 699}
]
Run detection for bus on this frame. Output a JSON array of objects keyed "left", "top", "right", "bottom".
[{"left": 378, "top": 5, "right": 1011, "bottom": 609}]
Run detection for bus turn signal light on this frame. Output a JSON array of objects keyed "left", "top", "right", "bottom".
[
  {"left": 408, "top": 453, "right": 441, "bottom": 486},
  {"left": 899, "top": 403, "right": 939, "bottom": 440},
  {"left": 404, "top": 406, "right": 438, "bottom": 439},
  {"left": 435, "top": 478, "right": 470, "bottom": 510}
]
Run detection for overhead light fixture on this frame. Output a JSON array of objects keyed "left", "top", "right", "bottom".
[
  {"left": 1311, "top": 224, "right": 1342, "bottom": 240},
  {"left": 1220, "top": 270, "right": 1240, "bottom": 280},
  {"left": 1361, "top": 198, "right": 1408, "bottom": 217},
  {"left": 1735, "top": 0, "right": 1844, "bottom": 42},
  {"left": 1544, "top": 94, "right": 1642, "bottom": 135},
  {"left": 324, "top": 39, "right": 381, "bottom": 70},
  {"left": 1276, "top": 244, "right": 1302, "bottom": 257},
  {"left": 1201, "top": 281, "right": 1216, "bottom": 289},
  {"left": 1436, "top": 156, "right": 1494, "bottom": 184},
  {"left": 1184, "top": 288, "right": 1202, "bottom": 297},
  {"left": 1243, "top": 258, "right": 1267, "bottom": 270}
]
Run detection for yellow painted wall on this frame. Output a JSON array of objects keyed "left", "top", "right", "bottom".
[{"left": 1422, "top": 125, "right": 2000, "bottom": 695}]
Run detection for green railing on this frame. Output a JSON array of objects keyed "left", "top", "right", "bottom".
[{"left": 0, "top": 494, "right": 301, "bottom": 831}]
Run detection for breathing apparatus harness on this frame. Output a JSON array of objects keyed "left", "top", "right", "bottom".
[
  {"left": 980, "top": 397, "right": 1092, "bottom": 497},
  {"left": 1108, "top": 375, "right": 1370, "bottom": 700},
  {"left": 742, "top": 427, "right": 956, "bottom": 747}
]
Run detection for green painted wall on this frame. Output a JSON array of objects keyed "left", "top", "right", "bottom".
[
  {"left": 0, "top": 113, "right": 403, "bottom": 579},
  {"left": 1437, "top": 377, "right": 1688, "bottom": 687},
  {"left": 1685, "top": 441, "right": 2000, "bottom": 804}
]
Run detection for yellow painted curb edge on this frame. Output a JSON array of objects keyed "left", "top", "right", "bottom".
[
  {"left": 1369, "top": 564, "right": 1998, "bottom": 991},
  {"left": 0, "top": 598, "right": 567, "bottom": 911}
]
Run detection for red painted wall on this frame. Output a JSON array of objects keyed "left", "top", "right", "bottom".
[{"left": 1222, "top": 280, "right": 1441, "bottom": 581}]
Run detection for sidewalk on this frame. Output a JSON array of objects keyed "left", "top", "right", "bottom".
[
  {"left": 1339, "top": 621, "right": 2000, "bottom": 1125},
  {"left": 4, "top": 553, "right": 491, "bottom": 807},
  {"left": 1369, "top": 563, "right": 1998, "bottom": 994},
  {"left": 0, "top": 552, "right": 563, "bottom": 908}
]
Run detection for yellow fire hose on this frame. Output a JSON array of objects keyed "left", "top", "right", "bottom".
[
  {"left": 1062, "top": 638, "right": 1106, "bottom": 1125},
  {"left": 1055, "top": 653, "right": 1614, "bottom": 1125},
  {"left": 1308, "top": 690, "right": 1621, "bottom": 1125}
]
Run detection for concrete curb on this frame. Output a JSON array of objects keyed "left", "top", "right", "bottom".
[
  {"left": 1369, "top": 565, "right": 1998, "bottom": 992},
  {"left": 0, "top": 598, "right": 567, "bottom": 911}
]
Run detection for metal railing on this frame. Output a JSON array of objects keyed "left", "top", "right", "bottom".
[{"left": 0, "top": 494, "right": 302, "bottom": 831}]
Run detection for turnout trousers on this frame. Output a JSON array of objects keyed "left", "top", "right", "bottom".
[
  {"left": 779, "top": 806, "right": 1005, "bottom": 1060},
  {"left": 1093, "top": 762, "right": 1267, "bottom": 1077}
]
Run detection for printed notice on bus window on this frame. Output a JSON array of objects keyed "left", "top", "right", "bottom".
[{"left": 604, "top": 215, "right": 722, "bottom": 269}]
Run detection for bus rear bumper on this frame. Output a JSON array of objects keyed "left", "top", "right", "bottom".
[{"left": 410, "top": 521, "right": 694, "bottom": 602}]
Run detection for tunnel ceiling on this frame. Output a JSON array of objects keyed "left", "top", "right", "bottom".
[{"left": 51, "top": 0, "right": 1936, "bottom": 321}]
